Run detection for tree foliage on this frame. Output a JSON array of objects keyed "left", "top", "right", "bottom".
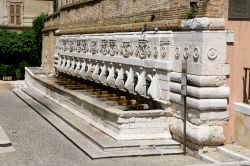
[{"left": 0, "top": 13, "right": 47, "bottom": 78}]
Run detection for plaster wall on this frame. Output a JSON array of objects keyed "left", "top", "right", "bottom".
[
  {"left": 224, "top": 0, "right": 250, "bottom": 144},
  {"left": 234, "top": 103, "right": 250, "bottom": 148}
]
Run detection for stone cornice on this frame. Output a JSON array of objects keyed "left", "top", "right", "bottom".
[{"left": 43, "top": 18, "right": 225, "bottom": 34}]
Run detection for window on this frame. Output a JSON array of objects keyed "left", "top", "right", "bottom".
[
  {"left": 9, "top": 3, "right": 22, "bottom": 25},
  {"left": 229, "top": 0, "right": 250, "bottom": 19}
]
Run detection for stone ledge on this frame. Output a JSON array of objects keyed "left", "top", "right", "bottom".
[
  {"left": 173, "top": 62, "right": 230, "bottom": 76},
  {"left": 171, "top": 102, "right": 228, "bottom": 126},
  {"left": 181, "top": 18, "right": 225, "bottom": 30},
  {"left": 170, "top": 92, "right": 228, "bottom": 110},
  {"left": 170, "top": 72, "right": 226, "bottom": 87},
  {"left": 234, "top": 102, "right": 250, "bottom": 116},
  {"left": 52, "top": 18, "right": 225, "bottom": 35},
  {"left": 170, "top": 82, "right": 229, "bottom": 99}
]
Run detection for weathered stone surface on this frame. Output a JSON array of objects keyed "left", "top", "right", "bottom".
[
  {"left": 170, "top": 92, "right": 228, "bottom": 110},
  {"left": 181, "top": 18, "right": 225, "bottom": 30},
  {"left": 173, "top": 62, "right": 230, "bottom": 76},
  {"left": 168, "top": 117, "right": 225, "bottom": 146},
  {"left": 171, "top": 102, "right": 228, "bottom": 125},
  {"left": 181, "top": 18, "right": 210, "bottom": 29},
  {"left": 170, "top": 72, "right": 227, "bottom": 87},
  {"left": 234, "top": 103, "right": 250, "bottom": 148},
  {"left": 170, "top": 82, "right": 229, "bottom": 99}
]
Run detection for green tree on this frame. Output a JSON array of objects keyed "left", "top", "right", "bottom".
[{"left": 0, "top": 13, "right": 47, "bottom": 79}]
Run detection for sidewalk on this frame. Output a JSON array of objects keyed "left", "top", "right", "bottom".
[{"left": 0, "top": 81, "right": 206, "bottom": 166}]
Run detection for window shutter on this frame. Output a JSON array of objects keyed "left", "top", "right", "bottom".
[
  {"left": 16, "top": 5, "right": 21, "bottom": 25},
  {"left": 9, "top": 5, "right": 15, "bottom": 24}
]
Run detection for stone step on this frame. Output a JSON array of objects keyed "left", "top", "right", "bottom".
[
  {"left": 217, "top": 145, "right": 250, "bottom": 161},
  {"left": 21, "top": 87, "right": 181, "bottom": 151},
  {"left": 14, "top": 89, "right": 183, "bottom": 159},
  {"left": 198, "top": 147, "right": 247, "bottom": 164}
]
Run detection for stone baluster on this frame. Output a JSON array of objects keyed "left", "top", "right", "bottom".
[
  {"left": 106, "top": 63, "right": 116, "bottom": 88},
  {"left": 86, "top": 60, "right": 94, "bottom": 81},
  {"left": 124, "top": 67, "right": 135, "bottom": 93},
  {"left": 69, "top": 58, "right": 76, "bottom": 75},
  {"left": 92, "top": 61, "right": 100, "bottom": 83},
  {"left": 147, "top": 70, "right": 161, "bottom": 99},
  {"left": 58, "top": 57, "right": 66, "bottom": 72},
  {"left": 99, "top": 62, "right": 108, "bottom": 86},
  {"left": 79, "top": 60, "right": 87, "bottom": 79},
  {"left": 115, "top": 64, "right": 125, "bottom": 90},
  {"left": 62, "top": 57, "right": 71, "bottom": 73},
  {"left": 73, "top": 58, "right": 81, "bottom": 77},
  {"left": 135, "top": 67, "right": 146, "bottom": 96},
  {"left": 54, "top": 54, "right": 61, "bottom": 70}
]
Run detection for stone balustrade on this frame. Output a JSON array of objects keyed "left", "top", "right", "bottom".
[{"left": 53, "top": 31, "right": 230, "bottom": 148}]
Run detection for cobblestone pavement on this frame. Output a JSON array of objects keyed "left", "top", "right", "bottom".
[{"left": 0, "top": 81, "right": 206, "bottom": 166}]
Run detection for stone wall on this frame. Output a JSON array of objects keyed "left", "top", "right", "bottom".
[{"left": 41, "top": 31, "right": 56, "bottom": 72}]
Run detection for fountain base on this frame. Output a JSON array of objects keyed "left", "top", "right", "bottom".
[{"left": 25, "top": 67, "right": 173, "bottom": 140}]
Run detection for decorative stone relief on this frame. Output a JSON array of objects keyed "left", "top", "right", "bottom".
[
  {"left": 175, "top": 47, "right": 180, "bottom": 59},
  {"left": 207, "top": 48, "right": 217, "bottom": 60},
  {"left": 121, "top": 42, "right": 133, "bottom": 58},
  {"left": 100, "top": 40, "right": 108, "bottom": 55},
  {"left": 69, "top": 41, "right": 74, "bottom": 52},
  {"left": 90, "top": 41, "right": 98, "bottom": 55},
  {"left": 108, "top": 40, "right": 118, "bottom": 56},
  {"left": 136, "top": 40, "right": 151, "bottom": 59},
  {"left": 193, "top": 47, "right": 200, "bottom": 62},
  {"left": 76, "top": 40, "right": 81, "bottom": 53},
  {"left": 153, "top": 46, "right": 159, "bottom": 59},
  {"left": 124, "top": 68, "right": 135, "bottom": 93},
  {"left": 160, "top": 40, "right": 170, "bottom": 58},
  {"left": 81, "top": 39, "right": 89, "bottom": 53},
  {"left": 183, "top": 47, "right": 190, "bottom": 58},
  {"left": 63, "top": 40, "right": 67, "bottom": 51}
]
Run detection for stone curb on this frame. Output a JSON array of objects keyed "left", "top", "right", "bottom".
[{"left": 217, "top": 146, "right": 250, "bottom": 161}]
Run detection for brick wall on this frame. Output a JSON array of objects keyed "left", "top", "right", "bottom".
[{"left": 44, "top": 0, "right": 225, "bottom": 34}]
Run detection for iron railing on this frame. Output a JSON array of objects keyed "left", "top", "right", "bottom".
[{"left": 243, "top": 67, "right": 250, "bottom": 104}]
